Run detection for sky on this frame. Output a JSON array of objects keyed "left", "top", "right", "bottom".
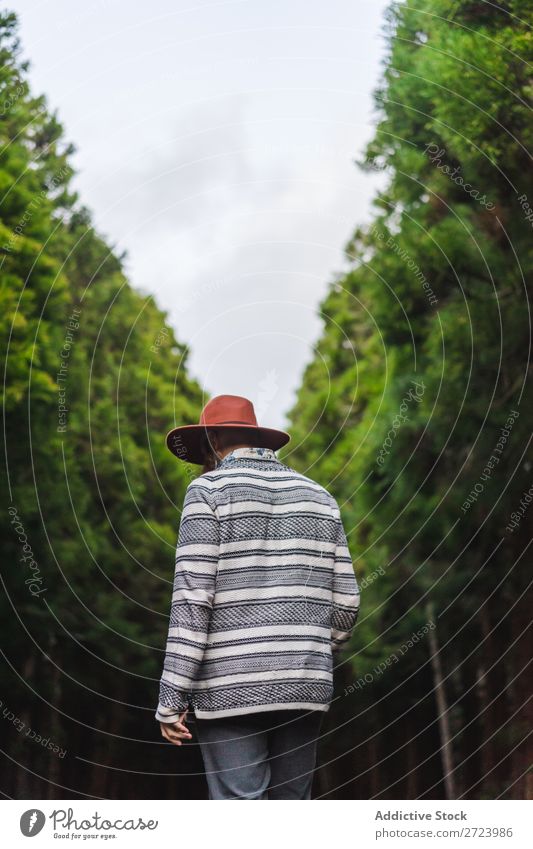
[{"left": 15, "top": 0, "right": 390, "bottom": 429}]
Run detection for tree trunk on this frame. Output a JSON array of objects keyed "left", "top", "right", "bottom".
[{"left": 426, "top": 602, "right": 456, "bottom": 799}]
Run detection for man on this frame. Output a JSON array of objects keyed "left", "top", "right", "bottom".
[{"left": 155, "top": 394, "right": 360, "bottom": 799}]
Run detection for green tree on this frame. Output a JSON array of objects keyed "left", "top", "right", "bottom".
[
  {"left": 283, "top": 0, "right": 532, "bottom": 799},
  {"left": 0, "top": 12, "right": 206, "bottom": 798}
]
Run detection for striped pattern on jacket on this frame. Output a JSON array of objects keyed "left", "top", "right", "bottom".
[{"left": 156, "top": 445, "right": 360, "bottom": 721}]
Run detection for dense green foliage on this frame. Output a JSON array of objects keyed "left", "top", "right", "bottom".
[
  {"left": 282, "top": 0, "right": 532, "bottom": 799},
  {"left": 0, "top": 12, "right": 206, "bottom": 798}
]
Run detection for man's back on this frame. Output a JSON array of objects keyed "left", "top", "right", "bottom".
[{"left": 156, "top": 445, "right": 360, "bottom": 721}]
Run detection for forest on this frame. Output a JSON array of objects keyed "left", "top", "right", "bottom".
[{"left": 1, "top": 1, "right": 531, "bottom": 799}]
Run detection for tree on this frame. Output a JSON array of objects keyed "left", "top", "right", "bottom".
[
  {"left": 283, "top": 0, "right": 533, "bottom": 799},
  {"left": 0, "top": 11, "right": 207, "bottom": 798}
]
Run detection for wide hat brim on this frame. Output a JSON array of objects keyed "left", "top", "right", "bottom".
[{"left": 166, "top": 423, "right": 291, "bottom": 465}]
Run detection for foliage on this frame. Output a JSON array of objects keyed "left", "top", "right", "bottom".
[
  {"left": 0, "top": 11, "right": 205, "bottom": 798},
  {"left": 282, "top": 0, "right": 532, "bottom": 799}
]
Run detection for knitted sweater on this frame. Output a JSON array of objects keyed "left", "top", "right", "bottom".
[{"left": 155, "top": 445, "right": 360, "bottom": 721}]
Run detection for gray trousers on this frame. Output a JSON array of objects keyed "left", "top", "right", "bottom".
[{"left": 194, "top": 708, "right": 325, "bottom": 800}]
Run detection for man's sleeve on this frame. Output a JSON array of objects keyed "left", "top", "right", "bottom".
[
  {"left": 155, "top": 481, "right": 219, "bottom": 723},
  {"left": 331, "top": 510, "right": 360, "bottom": 653}
]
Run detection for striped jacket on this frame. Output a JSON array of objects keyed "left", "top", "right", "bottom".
[{"left": 155, "top": 445, "right": 360, "bottom": 721}]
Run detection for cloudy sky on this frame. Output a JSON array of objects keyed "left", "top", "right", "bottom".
[{"left": 16, "top": 0, "right": 390, "bottom": 428}]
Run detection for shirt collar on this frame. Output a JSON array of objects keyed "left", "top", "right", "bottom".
[{"left": 220, "top": 446, "right": 279, "bottom": 464}]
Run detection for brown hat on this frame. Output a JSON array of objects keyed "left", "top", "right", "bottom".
[{"left": 166, "top": 394, "right": 291, "bottom": 464}]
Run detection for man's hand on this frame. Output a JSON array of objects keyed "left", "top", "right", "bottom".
[{"left": 160, "top": 710, "right": 192, "bottom": 746}]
